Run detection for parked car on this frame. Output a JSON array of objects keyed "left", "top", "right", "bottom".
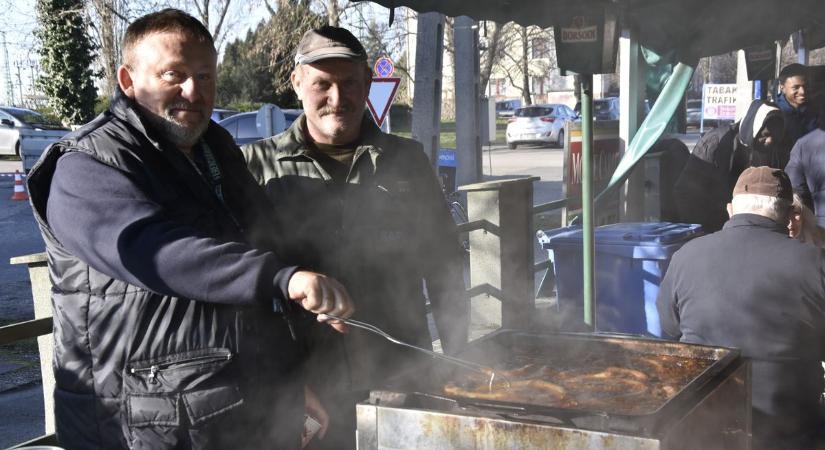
[
  {"left": 686, "top": 99, "right": 702, "bottom": 128},
  {"left": 211, "top": 108, "right": 239, "bottom": 122},
  {"left": 505, "top": 104, "right": 577, "bottom": 149},
  {"left": 575, "top": 98, "right": 651, "bottom": 120},
  {"left": 0, "top": 106, "right": 70, "bottom": 170},
  {"left": 495, "top": 99, "right": 522, "bottom": 118},
  {"left": 594, "top": 97, "right": 620, "bottom": 121},
  {"left": 218, "top": 109, "right": 302, "bottom": 146}
]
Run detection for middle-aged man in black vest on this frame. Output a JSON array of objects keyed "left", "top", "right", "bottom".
[
  {"left": 658, "top": 167, "right": 825, "bottom": 450},
  {"left": 26, "top": 9, "right": 354, "bottom": 450}
]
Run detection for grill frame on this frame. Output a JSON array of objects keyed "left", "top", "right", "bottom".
[{"left": 357, "top": 330, "right": 750, "bottom": 449}]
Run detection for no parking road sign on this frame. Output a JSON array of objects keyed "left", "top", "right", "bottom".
[{"left": 374, "top": 56, "right": 395, "bottom": 78}]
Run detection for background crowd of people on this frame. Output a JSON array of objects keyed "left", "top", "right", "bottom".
[{"left": 660, "top": 63, "right": 825, "bottom": 450}]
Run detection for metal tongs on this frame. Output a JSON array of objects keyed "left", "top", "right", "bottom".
[{"left": 325, "top": 314, "right": 510, "bottom": 391}]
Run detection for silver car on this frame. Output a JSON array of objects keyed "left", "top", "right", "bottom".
[
  {"left": 0, "top": 106, "right": 69, "bottom": 158},
  {"left": 505, "top": 104, "right": 577, "bottom": 149}
]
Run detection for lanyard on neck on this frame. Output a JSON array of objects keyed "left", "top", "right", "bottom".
[
  {"left": 193, "top": 142, "right": 243, "bottom": 232},
  {"left": 199, "top": 142, "right": 224, "bottom": 202}
]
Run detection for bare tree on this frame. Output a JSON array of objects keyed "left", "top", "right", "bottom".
[
  {"left": 182, "top": 0, "right": 234, "bottom": 49},
  {"left": 489, "top": 24, "right": 555, "bottom": 104},
  {"left": 321, "top": 0, "right": 340, "bottom": 27},
  {"left": 519, "top": 25, "right": 531, "bottom": 105},
  {"left": 262, "top": 0, "right": 345, "bottom": 26},
  {"left": 479, "top": 20, "right": 503, "bottom": 96},
  {"left": 257, "top": 2, "right": 324, "bottom": 99},
  {"left": 87, "top": 0, "right": 129, "bottom": 97}
]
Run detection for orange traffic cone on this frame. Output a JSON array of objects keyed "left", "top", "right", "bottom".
[{"left": 11, "top": 170, "right": 28, "bottom": 201}]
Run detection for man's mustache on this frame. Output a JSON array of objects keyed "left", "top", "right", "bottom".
[
  {"left": 318, "top": 105, "right": 350, "bottom": 117},
  {"left": 165, "top": 101, "right": 206, "bottom": 116}
]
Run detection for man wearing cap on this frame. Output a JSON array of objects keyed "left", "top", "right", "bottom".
[
  {"left": 673, "top": 99, "right": 788, "bottom": 233},
  {"left": 657, "top": 167, "right": 825, "bottom": 450},
  {"left": 242, "top": 26, "right": 469, "bottom": 449}
]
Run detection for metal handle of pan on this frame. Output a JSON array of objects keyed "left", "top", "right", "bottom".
[{"left": 324, "top": 314, "right": 508, "bottom": 389}]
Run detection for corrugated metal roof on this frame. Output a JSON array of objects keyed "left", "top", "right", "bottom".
[{"left": 364, "top": 0, "right": 825, "bottom": 61}]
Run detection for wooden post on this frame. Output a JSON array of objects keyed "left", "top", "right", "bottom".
[{"left": 10, "top": 252, "right": 54, "bottom": 434}]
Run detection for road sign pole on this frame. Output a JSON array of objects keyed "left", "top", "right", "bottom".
[
  {"left": 581, "top": 74, "right": 595, "bottom": 330},
  {"left": 700, "top": 85, "right": 705, "bottom": 134}
]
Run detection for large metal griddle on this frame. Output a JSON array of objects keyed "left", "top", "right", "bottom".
[{"left": 382, "top": 329, "right": 742, "bottom": 436}]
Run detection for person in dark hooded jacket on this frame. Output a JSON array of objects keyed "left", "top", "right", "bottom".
[{"left": 673, "top": 100, "right": 787, "bottom": 232}]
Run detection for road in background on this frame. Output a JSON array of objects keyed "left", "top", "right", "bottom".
[
  {"left": 0, "top": 159, "right": 23, "bottom": 174},
  {"left": 482, "top": 143, "right": 564, "bottom": 206}
]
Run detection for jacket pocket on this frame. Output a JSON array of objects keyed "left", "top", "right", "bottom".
[
  {"left": 128, "top": 348, "right": 233, "bottom": 389},
  {"left": 124, "top": 348, "right": 242, "bottom": 449}
]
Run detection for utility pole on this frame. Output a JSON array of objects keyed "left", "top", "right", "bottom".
[
  {"left": 15, "top": 60, "right": 24, "bottom": 108},
  {"left": 1, "top": 31, "right": 14, "bottom": 106}
]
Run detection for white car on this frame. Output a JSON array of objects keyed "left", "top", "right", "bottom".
[
  {"left": 0, "top": 106, "right": 70, "bottom": 169},
  {"left": 505, "top": 104, "right": 577, "bottom": 149}
]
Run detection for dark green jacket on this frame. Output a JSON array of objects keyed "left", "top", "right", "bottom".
[{"left": 242, "top": 115, "right": 469, "bottom": 390}]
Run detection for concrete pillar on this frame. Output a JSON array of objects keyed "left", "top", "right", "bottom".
[
  {"left": 453, "top": 16, "right": 482, "bottom": 185},
  {"left": 736, "top": 50, "right": 755, "bottom": 122},
  {"left": 797, "top": 30, "right": 809, "bottom": 65},
  {"left": 618, "top": 28, "right": 646, "bottom": 222},
  {"left": 459, "top": 177, "right": 538, "bottom": 333},
  {"left": 10, "top": 252, "right": 54, "bottom": 434},
  {"left": 412, "top": 12, "right": 445, "bottom": 165}
]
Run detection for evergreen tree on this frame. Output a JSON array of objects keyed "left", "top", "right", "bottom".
[
  {"left": 217, "top": 26, "right": 282, "bottom": 107},
  {"left": 217, "top": 4, "right": 324, "bottom": 109},
  {"left": 36, "top": 0, "right": 98, "bottom": 125}
]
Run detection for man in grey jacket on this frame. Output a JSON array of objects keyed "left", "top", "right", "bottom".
[
  {"left": 658, "top": 167, "right": 825, "bottom": 450},
  {"left": 27, "top": 10, "right": 353, "bottom": 449},
  {"left": 784, "top": 114, "right": 825, "bottom": 225},
  {"left": 242, "top": 26, "right": 469, "bottom": 449}
]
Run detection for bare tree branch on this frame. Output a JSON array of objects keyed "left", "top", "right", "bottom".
[{"left": 212, "top": 0, "right": 232, "bottom": 43}]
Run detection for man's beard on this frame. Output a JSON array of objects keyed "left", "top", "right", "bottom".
[{"left": 143, "top": 102, "right": 209, "bottom": 148}]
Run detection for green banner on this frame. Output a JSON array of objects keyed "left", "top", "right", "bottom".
[{"left": 601, "top": 63, "right": 695, "bottom": 194}]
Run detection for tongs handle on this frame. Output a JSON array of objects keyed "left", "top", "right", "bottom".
[{"left": 324, "top": 314, "right": 492, "bottom": 376}]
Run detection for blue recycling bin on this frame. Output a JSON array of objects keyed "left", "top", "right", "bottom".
[
  {"left": 437, "top": 148, "right": 457, "bottom": 193},
  {"left": 541, "top": 222, "right": 703, "bottom": 336}
]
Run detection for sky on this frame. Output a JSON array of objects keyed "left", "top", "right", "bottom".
[
  {"left": 0, "top": 1, "right": 397, "bottom": 107},
  {"left": 0, "top": 0, "right": 273, "bottom": 106}
]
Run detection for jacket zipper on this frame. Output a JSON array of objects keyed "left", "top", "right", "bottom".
[{"left": 129, "top": 351, "right": 233, "bottom": 384}]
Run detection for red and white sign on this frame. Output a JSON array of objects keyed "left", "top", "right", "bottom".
[
  {"left": 702, "top": 84, "right": 738, "bottom": 121},
  {"left": 366, "top": 77, "right": 400, "bottom": 127},
  {"left": 374, "top": 56, "right": 395, "bottom": 78}
]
